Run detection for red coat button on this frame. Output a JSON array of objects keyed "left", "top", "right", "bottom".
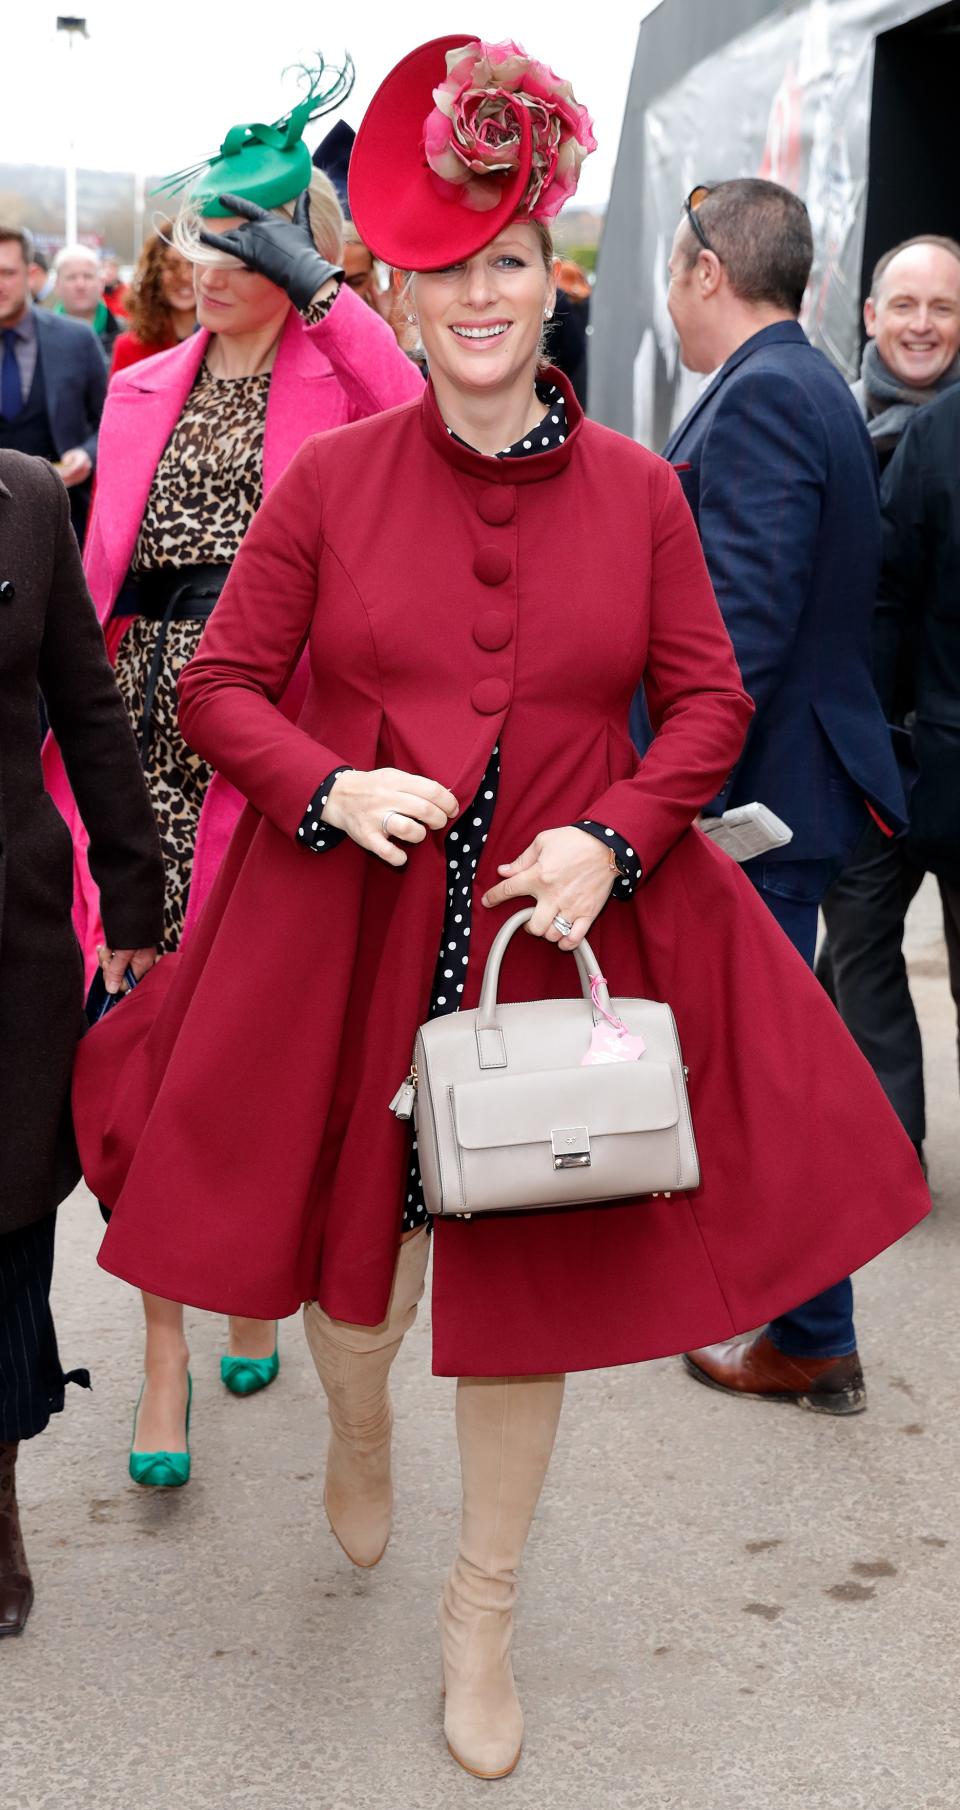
[
  {"left": 473, "top": 610, "right": 513, "bottom": 651},
  {"left": 471, "top": 677, "right": 511, "bottom": 714},
  {"left": 477, "top": 486, "right": 516, "bottom": 525},
  {"left": 474, "top": 545, "right": 512, "bottom": 586}
]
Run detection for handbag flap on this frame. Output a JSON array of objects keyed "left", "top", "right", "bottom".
[{"left": 452, "top": 1059, "right": 680, "bottom": 1152}]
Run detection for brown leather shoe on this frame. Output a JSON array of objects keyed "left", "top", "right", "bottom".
[
  {"left": 0, "top": 1443, "right": 34, "bottom": 1637},
  {"left": 682, "top": 1332, "right": 866, "bottom": 1416}
]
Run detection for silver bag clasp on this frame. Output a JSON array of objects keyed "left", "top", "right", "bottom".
[{"left": 551, "top": 1127, "right": 591, "bottom": 1170}]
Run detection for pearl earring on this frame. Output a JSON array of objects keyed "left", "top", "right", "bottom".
[{"left": 544, "top": 308, "right": 553, "bottom": 319}]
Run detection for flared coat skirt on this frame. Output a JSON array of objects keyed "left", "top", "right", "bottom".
[{"left": 74, "top": 797, "right": 929, "bottom": 1377}]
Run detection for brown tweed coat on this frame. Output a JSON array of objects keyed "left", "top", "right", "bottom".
[{"left": 0, "top": 450, "right": 163, "bottom": 1233}]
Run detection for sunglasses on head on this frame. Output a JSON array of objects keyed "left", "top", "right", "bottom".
[{"left": 683, "top": 183, "right": 718, "bottom": 256}]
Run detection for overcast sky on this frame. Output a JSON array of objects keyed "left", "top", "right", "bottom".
[{"left": 4, "top": 4, "right": 663, "bottom": 209}]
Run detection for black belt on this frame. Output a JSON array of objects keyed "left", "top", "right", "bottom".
[{"left": 112, "top": 564, "right": 231, "bottom": 765}]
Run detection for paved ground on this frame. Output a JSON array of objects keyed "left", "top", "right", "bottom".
[{"left": 3, "top": 881, "right": 957, "bottom": 1810}]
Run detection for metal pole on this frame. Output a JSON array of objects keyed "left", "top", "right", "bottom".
[
  {"left": 64, "top": 122, "right": 77, "bottom": 243},
  {"left": 56, "top": 17, "right": 88, "bottom": 245}
]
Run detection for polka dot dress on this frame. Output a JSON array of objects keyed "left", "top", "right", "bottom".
[{"left": 402, "top": 744, "right": 501, "bottom": 1232}]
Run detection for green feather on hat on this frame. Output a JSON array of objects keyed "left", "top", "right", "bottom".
[{"left": 154, "top": 54, "right": 355, "bottom": 218}]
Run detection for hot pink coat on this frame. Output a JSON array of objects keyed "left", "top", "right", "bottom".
[{"left": 43, "top": 286, "right": 423, "bottom": 978}]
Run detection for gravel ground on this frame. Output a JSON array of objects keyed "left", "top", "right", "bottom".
[{"left": 3, "top": 879, "right": 957, "bottom": 1810}]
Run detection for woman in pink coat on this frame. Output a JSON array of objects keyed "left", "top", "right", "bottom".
[
  {"left": 75, "top": 38, "right": 929, "bottom": 1778},
  {"left": 46, "top": 71, "right": 422, "bottom": 1480}
]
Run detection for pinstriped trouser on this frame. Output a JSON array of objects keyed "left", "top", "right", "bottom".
[{"left": 0, "top": 1211, "right": 90, "bottom": 1442}]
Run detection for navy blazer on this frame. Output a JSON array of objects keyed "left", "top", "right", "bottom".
[
  {"left": 33, "top": 307, "right": 106, "bottom": 470},
  {"left": 660, "top": 320, "right": 905, "bottom": 862}
]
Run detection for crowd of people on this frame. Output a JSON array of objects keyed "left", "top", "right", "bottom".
[
  {"left": 0, "top": 30, "right": 955, "bottom": 1786},
  {"left": 0, "top": 115, "right": 594, "bottom": 531}
]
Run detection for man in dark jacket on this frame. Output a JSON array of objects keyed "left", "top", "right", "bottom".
[
  {"left": 52, "top": 243, "right": 123, "bottom": 361},
  {"left": 0, "top": 226, "right": 106, "bottom": 541},
  {"left": 824, "top": 390, "right": 960, "bottom": 1163},
  {"left": 853, "top": 235, "right": 960, "bottom": 468},
  {"left": 0, "top": 451, "right": 163, "bottom": 1635},
  {"left": 819, "top": 236, "right": 960, "bottom": 1162},
  {"left": 661, "top": 178, "right": 910, "bottom": 1414}
]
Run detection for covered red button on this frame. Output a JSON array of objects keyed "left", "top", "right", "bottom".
[
  {"left": 471, "top": 677, "right": 511, "bottom": 714},
  {"left": 477, "top": 486, "right": 516, "bottom": 525},
  {"left": 474, "top": 545, "right": 512, "bottom": 586},
  {"left": 473, "top": 610, "right": 513, "bottom": 651}
]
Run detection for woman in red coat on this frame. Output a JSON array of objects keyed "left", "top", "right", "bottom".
[{"left": 75, "top": 38, "right": 929, "bottom": 1779}]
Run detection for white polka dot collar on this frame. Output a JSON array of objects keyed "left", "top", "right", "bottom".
[{"left": 444, "top": 383, "right": 569, "bottom": 461}]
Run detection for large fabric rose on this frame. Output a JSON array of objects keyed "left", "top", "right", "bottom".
[{"left": 423, "top": 40, "right": 596, "bottom": 219}]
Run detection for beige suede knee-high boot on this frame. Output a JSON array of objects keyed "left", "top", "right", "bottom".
[
  {"left": 303, "top": 1230, "right": 429, "bottom": 1568},
  {"left": 440, "top": 1373, "right": 566, "bottom": 1779}
]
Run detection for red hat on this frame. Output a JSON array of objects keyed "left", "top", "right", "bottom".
[{"left": 349, "top": 34, "right": 595, "bottom": 272}]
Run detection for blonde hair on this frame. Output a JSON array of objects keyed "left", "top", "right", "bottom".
[{"left": 172, "top": 166, "right": 344, "bottom": 268}]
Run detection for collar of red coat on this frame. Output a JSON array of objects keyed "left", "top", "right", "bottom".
[{"left": 420, "top": 363, "right": 583, "bottom": 484}]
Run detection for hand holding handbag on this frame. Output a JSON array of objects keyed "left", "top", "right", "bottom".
[
  {"left": 83, "top": 964, "right": 140, "bottom": 1028},
  {"left": 390, "top": 907, "right": 699, "bottom": 1218}
]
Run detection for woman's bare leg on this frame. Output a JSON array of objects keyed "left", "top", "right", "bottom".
[
  {"left": 226, "top": 1317, "right": 277, "bottom": 1360},
  {"left": 133, "top": 1292, "right": 190, "bottom": 1451}
]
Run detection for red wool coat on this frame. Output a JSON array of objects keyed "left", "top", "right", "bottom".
[{"left": 74, "top": 372, "right": 930, "bottom": 1377}]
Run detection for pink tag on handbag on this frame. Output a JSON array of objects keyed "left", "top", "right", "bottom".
[{"left": 581, "top": 975, "right": 646, "bottom": 1064}]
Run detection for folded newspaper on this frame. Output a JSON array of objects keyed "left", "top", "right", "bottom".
[{"left": 699, "top": 803, "right": 793, "bottom": 863}]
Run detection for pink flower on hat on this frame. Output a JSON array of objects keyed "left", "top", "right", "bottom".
[{"left": 423, "top": 40, "right": 596, "bottom": 220}]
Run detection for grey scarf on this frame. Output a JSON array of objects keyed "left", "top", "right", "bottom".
[{"left": 853, "top": 338, "right": 960, "bottom": 447}]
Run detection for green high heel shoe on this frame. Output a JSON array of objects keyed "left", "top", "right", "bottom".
[
  {"left": 129, "top": 1374, "right": 192, "bottom": 1488},
  {"left": 220, "top": 1331, "right": 279, "bottom": 1397}
]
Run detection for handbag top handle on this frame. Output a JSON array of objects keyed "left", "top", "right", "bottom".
[{"left": 477, "top": 908, "right": 612, "bottom": 1032}]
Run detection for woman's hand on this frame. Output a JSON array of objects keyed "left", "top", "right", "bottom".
[
  {"left": 198, "top": 191, "right": 344, "bottom": 310},
  {"left": 97, "top": 945, "right": 159, "bottom": 996},
  {"left": 481, "top": 827, "right": 616, "bottom": 949},
  {"left": 322, "top": 769, "right": 459, "bottom": 868}
]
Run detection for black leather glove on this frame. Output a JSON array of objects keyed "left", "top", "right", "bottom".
[{"left": 197, "top": 190, "right": 344, "bottom": 310}]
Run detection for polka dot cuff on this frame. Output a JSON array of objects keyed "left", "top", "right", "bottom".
[
  {"left": 572, "top": 820, "right": 642, "bottom": 898},
  {"left": 297, "top": 767, "right": 353, "bottom": 853}
]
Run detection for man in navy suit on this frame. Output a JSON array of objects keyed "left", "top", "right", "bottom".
[
  {"left": 662, "top": 179, "right": 911, "bottom": 1415},
  {"left": 0, "top": 225, "right": 106, "bottom": 542}
]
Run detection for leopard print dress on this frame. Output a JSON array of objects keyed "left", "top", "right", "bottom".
[{"left": 113, "top": 363, "right": 272, "bottom": 950}]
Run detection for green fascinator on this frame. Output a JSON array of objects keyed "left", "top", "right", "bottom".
[{"left": 154, "top": 55, "right": 355, "bottom": 217}]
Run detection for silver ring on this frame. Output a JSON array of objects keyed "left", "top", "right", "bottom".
[
  {"left": 553, "top": 914, "right": 574, "bottom": 937},
  {"left": 381, "top": 810, "right": 396, "bottom": 837}
]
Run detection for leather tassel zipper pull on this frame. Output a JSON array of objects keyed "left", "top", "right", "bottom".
[{"left": 389, "top": 1065, "right": 418, "bottom": 1120}]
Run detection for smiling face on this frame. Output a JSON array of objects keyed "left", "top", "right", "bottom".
[
  {"left": 190, "top": 215, "right": 290, "bottom": 340},
  {"left": 866, "top": 243, "right": 960, "bottom": 388},
  {"left": 412, "top": 222, "right": 555, "bottom": 401},
  {"left": 160, "top": 249, "right": 196, "bottom": 317}
]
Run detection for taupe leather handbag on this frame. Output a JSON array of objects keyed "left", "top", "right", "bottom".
[{"left": 389, "top": 907, "right": 699, "bottom": 1218}]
